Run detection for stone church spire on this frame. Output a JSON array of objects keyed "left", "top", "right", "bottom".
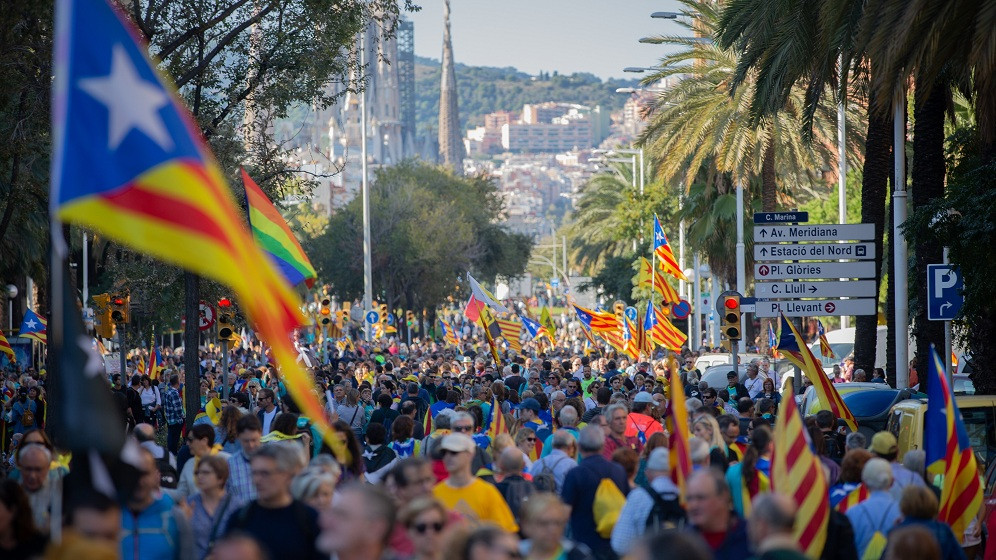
[{"left": 438, "top": 0, "right": 464, "bottom": 174}]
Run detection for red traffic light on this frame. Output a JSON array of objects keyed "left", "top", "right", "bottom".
[
  {"left": 112, "top": 297, "right": 125, "bottom": 305},
  {"left": 218, "top": 298, "right": 232, "bottom": 308},
  {"left": 723, "top": 297, "right": 739, "bottom": 309}
]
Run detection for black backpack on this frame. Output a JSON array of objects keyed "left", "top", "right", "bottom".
[
  {"left": 645, "top": 488, "right": 686, "bottom": 530},
  {"left": 155, "top": 457, "right": 179, "bottom": 489}
]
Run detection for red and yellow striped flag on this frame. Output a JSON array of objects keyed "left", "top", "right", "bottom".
[
  {"left": 834, "top": 483, "right": 869, "bottom": 513},
  {"left": 772, "top": 391, "right": 829, "bottom": 558},
  {"left": 495, "top": 318, "right": 523, "bottom": 354},
  {"left": 668, "top": 367, "right": 692, "bottom": 499},
  {"left": 637, "top": 257, "right": 680, "bottom": 304},
  {"left": 651, "top": 305, "right": 688, "bottom": 351},
  {"left": 0, "top": 331, "right": 15, "bottom": 363}
]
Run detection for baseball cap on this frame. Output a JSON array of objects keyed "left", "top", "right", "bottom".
[
  {"left": 870, "top": 431, "right": 898, "bottom": 455},
  {"left": 633, "top": 391, "right": 655, "bottom": 404},
  {"left": 462, "top": 356, "right": 472, "bottom": 363},
  {"left": 439, "top": 433, "right": 476, "bottom": 453},
  {"left": 520, "top": 398, "right": 541, "bottom": 411}
]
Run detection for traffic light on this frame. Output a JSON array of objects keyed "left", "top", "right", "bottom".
[
  {"left": 406, "top": 310, "right": 415, "bottom": 326},
  {"left": 110, "top": 293, "right": 130, "bottom": 324},
  {"left": 720, "top": 294, "right": 742, "bottom": 341},
  {"left": 319, "top": 298, "right": 332, "bottom": 325},
  {"left": 92, "top": 293, "right": 116, "bottom": 339},
  {"left": 379, "top": 303, "right": 388, "bottom": 324},
  {"left": 217, "top": 298, "right": 236, "bottom": 341}
]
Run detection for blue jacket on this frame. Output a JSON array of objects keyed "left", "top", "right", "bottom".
[
  {"left": 121, "top": 494, "right": 192, "bottom": 560},
  {"left": 689, "top": 514, "right": 752, "bottom": 560},
  {"left": 561, "top": 454, "right": 629, "bottom": 558},
  {"left": 889, "top": 518, "right": 967, "bottom": 560}
]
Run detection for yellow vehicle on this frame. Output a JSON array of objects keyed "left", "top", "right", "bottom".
[{"left": 886, "top": 395, "right": 996, "bottom": 465}]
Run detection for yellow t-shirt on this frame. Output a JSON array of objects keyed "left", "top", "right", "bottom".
[{"left": 432, "top": 478, "right": 518, "bottom": 533}]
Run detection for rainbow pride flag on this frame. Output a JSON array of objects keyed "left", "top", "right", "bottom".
[{"left": 243, "top": 169, "right": 317, "bottom": 288}]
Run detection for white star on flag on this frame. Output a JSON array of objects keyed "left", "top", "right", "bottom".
[
  {"left": 25, "top": 319, "right": 37, "bottom": 329},
  {"left": 79, "top": 44, "right": 173, "bottom": 151},
  {"left": 79, "top": 336, "right": 104, "bottom": 378}
]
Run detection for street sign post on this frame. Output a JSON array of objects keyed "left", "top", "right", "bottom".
[
  {"left": 754, "top": 242, "right": 875, "bottom": 261},
  {"left": 754, "top": 261, "right": 877, "bottom": 280},
  {"left": 672, "top": 299, "right": 691, "bottom": 320},
  {"left": 753, "top": 211, "right": 809, "bottom": 224},
  {"left": 754, "top": 298, "right": 877, "bottom": 317},
  {"left": 927, "top": 264, "right": 963, "bottom": 321},
  {"left": 753, "top": 223, "right": 875, "bottom": 242},
  {"left": 755, "top": 280, "right": 878, "bottom": 299},
  {"left": 365, "top": 311, "right": 379, "bottom": 324}
]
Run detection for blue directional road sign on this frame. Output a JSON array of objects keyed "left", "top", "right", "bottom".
[
  {"left": 365, "top": 311, "right": 379, "bottom": 324},
  {"left": 753, "top": 211, "right": 809, "bottom": 224},
  {"left": 927, "top": 264, "right": 964, "bottom": 321}
]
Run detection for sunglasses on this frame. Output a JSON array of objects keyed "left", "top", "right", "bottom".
[
  {"left": 453, "top": 425, "right": 473, "bottom": 433},
  {"left": 413, "top": 521, "right": 445, "bottom": 534},
  {"left": 526, "top": 437, "right": 536, "bottom": 442}
]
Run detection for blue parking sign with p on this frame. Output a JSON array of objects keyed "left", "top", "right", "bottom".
[{"left": 927, "top": 264, "right": 963, "bottom": 321}]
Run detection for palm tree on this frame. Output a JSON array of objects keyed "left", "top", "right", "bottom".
[
  {"left": 637, "top": 0, "right": 863, "bottom": 214},
  {"left": 716, "top": 0, "right": 895, "bottom": 377}
]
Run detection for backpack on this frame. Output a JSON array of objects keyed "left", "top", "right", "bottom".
[
  {"left": 156, "top": 457, "right": 179, "bottom": 489},
  {"left": 645, "top": 488, "right": 686, "bottom": 530},
  {"left": 20, "top": 405, "right": 35, "bottom": 428},
  {"left": 857, "top": 504, "right": 894, "bottom": 560},
  {"left": 592, "top": 477, "right": 626, "bottom": 538},
  {"left": 533, "top": 455, "right": 569, "bottom": 492}
]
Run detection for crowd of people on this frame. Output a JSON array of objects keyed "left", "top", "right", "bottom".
[{"left": 0, "top": 328, "right": 987, "bottom": 560}]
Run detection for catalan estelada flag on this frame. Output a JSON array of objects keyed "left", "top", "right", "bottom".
[
  {"left": 243, "top": 169, "right": 317, "bottom": 289},
  {"left": 19, "top": 310, "right": 48, "bottom": 344},
  {"left": 0, "top": 331, "right": 15, "bottom": 363},
  {"left": 768, "top": 322, "right": 779, "bottom": 358},
  {"left": 772, "top": 388, "right": 829, "bottom": 558},
  {"left": 439, "top": 319, "right": 459, "bottom": 347},
  {"left": 817, "top": 319, "right": 835, "bottom": 359},
  {"left": 650, "top": 303, "right": 687, "bottom": 351},
  {"left": 51, "top": 0, "right": 347, "bottom": 463},
  {"left": 668, "top": 366, "right": 692, "bottom": 501},
  {"left": 621, "top": 315, "right": 640, "bottom": 360},
  {"left": 834, "top": 483, "right": 869, "bottom": 513},
  {"left": 653, "top": 214, "right": 687, "bottom": 281},
  {"left": 926, "top": 344, "right": 982, "bottom": 539},
  {"left": 573, "top": 304, "right": 619, "bottom": 333},
  {"left": 521, "top": 316, "right": 552, "bottom": 344},
  {"left": 487, "top": 394, "right": 507, "bottom": 439},
  {"left": 775, "top": 314, "right": 856, "bottom": 431},
  {"left": 637, "top": 257, "right": 680, "bottom": 304}
]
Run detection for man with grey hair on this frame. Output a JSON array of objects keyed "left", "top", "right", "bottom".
[
  {"left": 562, "top": 425, "right": 629, "bottom": 560},
  {"left": 749, "top": 493, "right": 807, "bottom": 560},
  {"left": 688, "top": 435, "right": 711, "bottom": 469},
  {"left": 603, "top": 403, "right": 642, "bottom": 460},
  {"left": 317, "top": 483, "right": 396, "bottom": 560},
  {"left": 530, "top": 429, "right": 578, "bottom": 492},
  {"left": 495, "top": 447, "right": 535, "bottom": 526},
  {"left": 540, "top": 405, "right": 579, "bottom": 458},
  {"left": 852, "top": 368, "right": 868, "bottom": 382},
  {"left": 16, "top": 443, "right": 58, "bottom": 533},
  {"left": 845, "top": 431, "right": 867, "bottom": 452},
  {"left": 611, "top": 448, "right": 685, "bottom": 556},
  {"left": 844, "top": 457, "right": 901, "bottom": 555},
  {"left": 224, "top": 441, "right": 323, "bottom": 559}
]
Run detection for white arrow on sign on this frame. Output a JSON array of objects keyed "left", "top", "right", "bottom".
[
  {"left": 754, "top": 242, "right": 875, "bottom": 261},
  {"left": 754, "top": 261, "right": 876, "bottom": 280},
  {"left": 755, "top": 280, "right": 878, "bottom": 299},
  {"left": 753, "top": 223, "right": 875, "bottom": 243},
  {"left": 754, "top": 298, "right": 877, "bottom": 317}
]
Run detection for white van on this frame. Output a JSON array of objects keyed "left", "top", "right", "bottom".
[{"left": 808, "top": 326, "right": 888, "bottom": 375}]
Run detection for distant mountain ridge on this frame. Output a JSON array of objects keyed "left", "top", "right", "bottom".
[{"left": 414, "top": 55, "right": 640, "bottom": 134}]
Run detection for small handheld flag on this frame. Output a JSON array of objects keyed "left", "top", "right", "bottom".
[
  {"left": 668, "top": 366, "right": 692, "bottom": 499},
  {"left": 0, "top": 331, "right": 16, "bottom": 363},
  {"left": 817, "top": 320, "right": 835, "bottom": 359}
]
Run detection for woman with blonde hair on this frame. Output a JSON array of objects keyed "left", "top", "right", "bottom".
[
  {"left": 520, "top": 493, "right": 591, "bottom": 560},
  {"left": 513, "top": 427, "right": 536, "bottom": 468},
  {"left": 691, "top": 415, "right": 730, "bottom": 471},
  {"left": 399, "top": 497, "right": 451, "bottom": 560},
  {"left": 291, "top": 467, "right": 337, "bottom": 511}
]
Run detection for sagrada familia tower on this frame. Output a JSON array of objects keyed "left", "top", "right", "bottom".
[{"left": 437, "top": 0, "right": 464, "bottom": 174}]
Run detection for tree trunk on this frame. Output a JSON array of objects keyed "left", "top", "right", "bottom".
[
  {"left": 911, "top": 77, "right": 947, "bottom": 391},
  {"left": 183, "top": 272, "right": 200, "bottom": 427},
  {"left": 853, "top": 91, "right": 893, "bottom": 377},
  {"left": 761, "top": 139, "right": 777, "bottom": 212}
]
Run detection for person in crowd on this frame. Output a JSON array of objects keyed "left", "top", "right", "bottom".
[
  {"left": 177, "top": 423, "right": 229, "bottom": 499},
  {"left": 399, "top": 496, "right": 451, "bottom": 560},
  {"left": 582, "top": 387, "right": 612, "bottom": 424},
  {"left": 748, "top": 493, "right": 808, "bottom": 560},
  {"left": 628, "top": 530, "right": 713, "bottom": 560},
  {"left": 432, "top": 433, "right": 517, "bottom": 532},
  {"left": 184, "top": 454, "right": 242, "bottom": 560},
  {"left": 816, "top": 410, "right": 845, "bottom": 461},
  {"left": 211, "top": 534, "right": 268, "bottom": 560},
  {"left": 138, "top": 375, "right": 162, "bottom": 428},
  {"left": 0, "top": 479, "right": 48, "bottom": 559},
  {"left": 888, "top": 486, "right": 965, "bottom": 560},
  {"left": 611, "top": 448, "right": 684, "bottom": 556},
  {"left": 692, "top": 415, "right": 730, "bottom": 471},
  {"left": 758, "top": 377, "right": 780, "bottom": 406},
  {"left": 363, "top": 422, "right": 399, "bottom": 484},
  {"left": 62, "top": 489, "right": 121, "bottom": 549},
  {"left": 830, "top": 449, "right": 873, "bottom": 508},
  {"left": 291, "top": 466, "right": 337, "bottom": 511},
  {"left": 494, "top": 447, "right": 535, "bottom": 525},
  {"left": 255, "top": 388, "right": 281, "bottom": 435},
  {"left": 603, "top": 403, "right": 642, "bottom": 459},
  {"left": 869, "top": 431, "right": 926, "bottom": 500},
  {"left": 514, "top": 427, "right": 538, "bottom": 469},
  {"left": 562, "top": 425, "right": 629, "bottom": 560},
  {"left": 334, "top": 418, "right": 367, "bottom": 482},
  {"left": 389, "top": 415, "right": 421, "bottom": 458},
  {"left": 634, "top": 432, "right": 668, "bottom": 487},
  {"left": 163, "top": 374, "right": 185, "bottom": 455},
  {"left": 625, "top": 393, "right": 664, "bottom": 442},
  {"left": 845, "top": 458, "right": 902, "bottom": 556},
  {"left": 451, "top": 524, "right": 520, "bottom": 560},
  {"left": 316, "top": 482, "right": 397, "bottom": 560},
  {"left": 521, "top": 493, "right": 593, "bottom": 560},
  {"left": 685, "top": 468, "right": 751, "bottom": 560},
  {"left": 226, "top": 415, "right": 263, "bottom": 503},
  {"left": 883, "top": 526, "right": 943, "bottom": 560},
  {"left": 612, "top": 447, "right": 639, "bottom": 489},
  {"left": 215, "top": 406, "right": 243, "bottom": 455},
  {"left": 15, "top": 443, "right": 59, "bottom": 534},
  {"left": 529, "top": 429, "right": 577, "bottom": 493},
  {"left": 121, "top": 447, "right": 193, "bottom": 560},
  {"left": 725, "top": 371, "right": 749, "bottom": 403},
  {"left": 450, "top": 411, "right": 493, "bottom": 475},
  {"left": 845, "top": 432, "right": 867, "bottom": 453},
  {"left": 726, "top": 425, "right": 772, "bottom": 517},
  {"left": 742, "top": 364, "right": 765, "bottom": 400},
  {"left": 337, "top": 388, "right": 368, "bottom": 438},
  {"left": 224, "top": 441, "right": 321, "bottom": 559},
  {"left": 541, "top": 405, "right": 580, "bottom": 457}
]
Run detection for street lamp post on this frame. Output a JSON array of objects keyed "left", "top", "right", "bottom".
[
  {"left": 838, "top": 54, "right": 849, "bottom": 329},
  {"left": 894, "top": 93, "right": 909, "bottom": 388},
  {"left": 360, "top": 30, "right": 373, "bottom": 342}
]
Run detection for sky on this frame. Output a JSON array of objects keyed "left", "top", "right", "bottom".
[{"left": 406, "top": 0, "right": 686, "bottom": 80}]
